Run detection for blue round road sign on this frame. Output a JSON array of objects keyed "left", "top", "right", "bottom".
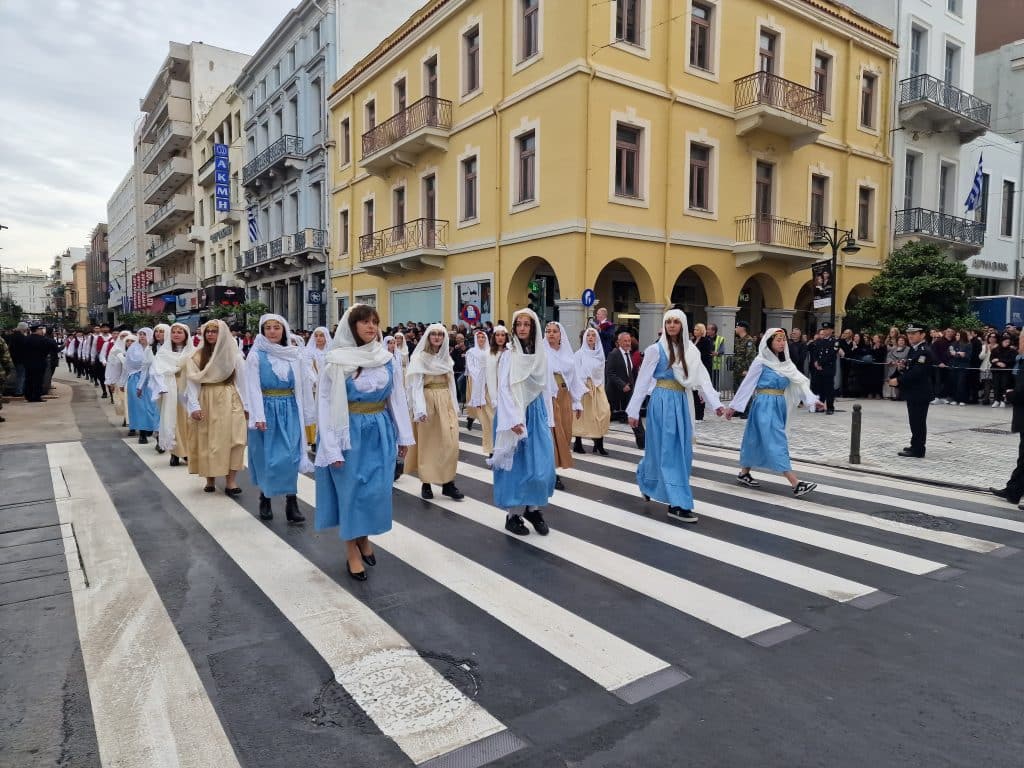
[{"left": 581, "top": 289, "right": 596, "bottom": 308}]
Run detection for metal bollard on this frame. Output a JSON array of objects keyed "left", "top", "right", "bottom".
[{"left": 849, "top": 404, "right": 862, "bottom": 464}]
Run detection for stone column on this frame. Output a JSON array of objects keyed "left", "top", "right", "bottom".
[
  {"left": 259, "top": 286, "right": 272, "bottom": 308},
  {"left": 705, "top": 306, "right": 740, "bottom": 354},
  {"left": 764, "top": 308, "right": 797, "bottom": 332},
  {"left": 288, "top": 281, "right": 303, "bottom": 329},
  {"left": 635, "top": 302, "right": 666, "bottom": 347},
  {"left": 555, "top": 299, "right": 587, "bottom": 348}
]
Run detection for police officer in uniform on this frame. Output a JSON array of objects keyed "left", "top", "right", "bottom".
[
  {"left": 808, "top": 321, "right": 840, "bottom": 414},
  {"left": 890, "top": 323, "right": 934, "bottom": 458}
]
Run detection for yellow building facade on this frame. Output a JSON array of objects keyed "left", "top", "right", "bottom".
[{"left": 327, "top": 0, "right": 896, "bottom": 345}]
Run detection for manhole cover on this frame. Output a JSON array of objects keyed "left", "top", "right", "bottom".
[
  {"left": 872, "top": 510, "right": 958, "bottom": 530},
  {"left": 971, "top": 427, "right": 1011, "bottom": 435}
]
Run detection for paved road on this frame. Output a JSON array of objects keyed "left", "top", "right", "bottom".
[{"left": 2, "top": 373, "right": 1023, "bottom": 767}]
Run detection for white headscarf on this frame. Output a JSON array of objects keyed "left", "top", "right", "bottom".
[
  {"left": 758, "top": 327, "right": 815, "bottom": 428},
  {"left": 484, "top": 325, "right": 509, "bottom": 408},
  {"left": 188, "top": 320, "right": 243, "bottom": 385},
  {"left": 393, "top": 331, "right": 410, "bottom": 368},
  {"left": 489, "top": 309, "right": 549, "bottom": 471},
  {"left": 542, "top": 321, "right": 576, "bottom": 376},
  {"left": 406, "top": 323, "right": 459, "bottom": 416},
  {"left": 659, "top": 310, "right": 705, "bottom": 390},
  {"left": 151, "top": 323, "right": 170, "bottom": 353},
  {"left": 466, "top": 329, "right": 490, "bottom": 407},
  {"left": 124, "top": 327, "right": 154, "bottom": 376},
  {"left": 318, "top": 306, "right": 395, "bottom": 462},
  {"left": 249, "top": 314, "right": 302, "bottom": 382},
  {"left": 575, "top": 327, "right": 606, "bottom": 385},
  {"left": 108, "top": 331, "right": 132, "bottom": 367},
  {"left": 305, "top": 326, "right": 330, "bottom": 371},
  {"left": 151, "top": 322, "right": 197, "bottom": 451}
]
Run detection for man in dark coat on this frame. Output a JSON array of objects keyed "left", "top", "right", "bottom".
[
  {"left": 808, "top": 322, "right": 840, "bottom": 414},
  {"left": 21, "top": 324, "right": 60, "bottom": 403},
  {"left": 890, "top": 323, "right": 934, "bottom": 458},
  {"left": 606, "top": 330, "right": 637, "bottom": 422},
  {"left": 788, "top": 327, "right": 808, "bottom": 372},
  {"left": 991, "top": 332, "right": 1024, "bottom": 506}
]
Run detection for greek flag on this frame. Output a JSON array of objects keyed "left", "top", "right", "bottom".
[
  {"left": 964, "top": 154, "right": 984, "bottom": 213},
  {"left": 247, "top": 203, "right": 260, "bottom": 243}
]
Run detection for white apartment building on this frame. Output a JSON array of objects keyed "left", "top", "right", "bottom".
[
  {"left": 0, "top": 267, "right": 50, "bottom": 315},
  {"left": 106, "top": 168, "right": 137, "bottom": 318},
  {"left": 134, "top": 41, "right": 249, "bottom": 323}
]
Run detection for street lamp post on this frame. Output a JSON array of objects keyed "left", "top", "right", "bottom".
[
  {"left": 107, "top": 258, "right": 132, "bottom": 322},
  {"left": 808, "top": 220, "right": 861, "bottom": 330}
]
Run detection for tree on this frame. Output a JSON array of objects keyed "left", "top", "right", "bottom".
[
  {"left": 846, "top": 241, "right": 980, "bottom": 334},
  {"left": 0, "top": 297, "right": 23, "bottom": 330},
  {"left": 208, "top": 301, "right": 268, "bottom": 333}
]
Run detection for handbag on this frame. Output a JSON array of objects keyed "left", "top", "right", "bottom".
[{"left": 632, "top": 419, "right": 646, "bottom": 450}]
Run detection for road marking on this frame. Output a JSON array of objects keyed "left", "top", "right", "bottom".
[
  {"left": 293, "top": 476, "right": 684, "bottom": 701},
  {"left": 129, "top": 442, "right": 513, "bottom": 766},
  {"left": 453, "top": 462, "right": 877, "bottom": 604},
  {"left": 48, "top": 442, "right": 241, "bottom": 768},
  {"left": 395, "top": 467, "right": 796, "bottom": 641},
  {"left": 457, "top": 441, "right": 946, "bottom": 577}
]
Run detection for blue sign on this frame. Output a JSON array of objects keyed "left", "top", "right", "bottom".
[
  {"left": 213, "top": 143, "right": 230, "bottom": 214},
  {"left": 581, "top": 288, "right": 596, "bottom": 308},
  {"left": 307, "top": 290, "right": 323, "bottom": 305}
]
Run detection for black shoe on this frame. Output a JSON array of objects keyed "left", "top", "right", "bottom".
[
  {"left": 737, "top": 472, "right": 760, "bottom": 488},
  {"left": 225, "top": 486, "right": 242, "bottom": 497},
  {"left": 990, "top": 487, "right": 1009, "bottom": 500},
  {"left": 593, "top": 438, "right": 609, "bottom": 456},
  {"left": 441, "top": 482, "right": 464, "bottom": 500},
  {"left": 101, "top": 392, "right": 107, "bottom": 399},
  {"left": 155, "top": 444, "right": 165, "bottom": 454},
  {"left": 138, "top": 433, "right": 148, "bottom": 444},
  {"left": 169, "top": 455, "right": 180, "bottom": 467},
  {"left": 259, "top": 494, "right": 273, "bottom": 520},
  {"left": 421, "top": 483, "right": 434, "bottom": 499},
  {"left": 504, "top": 514, "right": 530, "bottom": 535},
  {"left": 555, "top": 476, "right": 565, "bottom": 491},
  {"left": 825, "top": 409, "right": 835, "bottom": 415},
  {"left": 667, "top": 507, "right": 699, "bottom": 523},
  {"left": 204, "top": 484, "right": 216, "bottom": 493},
  {"left": 573, "top": 437, "right": 585, "bottom": 454},
  {"left": 523, "top": 507, "right": 549, "bottom": 535},
  {"left": 394, "top": 461, "right": 404, "bottom": 482},
  {"left": 285, "top": 494, "right": 305, "bottom": 523},
  {"left": 466, "top": 417, "right": 474, "bottom": 431},
  {"left": 642, "top": 494, "right": 651, "bottom": 501},
  {"left": 361, "top": 547, "right": 377, "bottom": 567},
  {"left": 347, "top": 562, "right": 368, "bottom": 581},
  {"left": 897, "top": 448, "right": 924, "bottom": 458},
  {"left": 793, "top": 481, "right": 817, "bottom": 498}
]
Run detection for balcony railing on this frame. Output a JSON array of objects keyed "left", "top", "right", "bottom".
[
  {"left": 362, "top": 96, "right": 453, "bottom": 157},
  {"left": 895, "top": 207, "right": 985, "bottom": 248},
  {"left": 359, "top": 218, "right": 448, "bottom": 262},
  {"left": 735, "top": 71, "right": 824, "bottom": 124},
  {"left": 899, "top": 74, "right": 991, "bottom": 127},
  {"left": 150, "top": 234, "right": 195, "bottom": 262},
  {"left": 235, "top": 229, "right": 328, "bottom": 272},
  {"left": 735, "top": 214, "right": 814, "bottom": 249},
  {"left": 294, "top": 228, "right": 327, "bottom": 251},
  {"left": 242, "top": 135, "right": 304, "bottom": 185}
]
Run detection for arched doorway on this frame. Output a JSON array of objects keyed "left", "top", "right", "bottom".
[
  {"left": 794, "top": 280, "right": 816, "bottom": 335},
  {"left": 592, "top": 257, "right": 656, "bottom": 334},
  {"left": 671, "top": 265, "right": 723, "bottom": 330},
  {"left": 736, "top": 273, "right": 783, "bottom": 334},
  {"left": 507, "top": 256, "right": 561, "bottom": 326},
  {"left": 844, "top": 283, "right": 873, "bottom": 330}
]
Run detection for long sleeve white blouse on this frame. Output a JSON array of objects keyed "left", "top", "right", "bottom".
[
  {"left": 185, "top": 357, "right": 250, "bottom": 415},
  {"left": 494, "top": 352, "right": 555, "bottom": 434},
  {"left": 626, "top": 343, "right": 722, "bottom": 420},
  {"left": 728, "top": 358, "right": 819, "bottom": 413}
]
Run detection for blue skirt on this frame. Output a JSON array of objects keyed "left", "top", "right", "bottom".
[
  {"left": 637, "top": 386, "right": 694, "bottom": 509},
  {"left": 739, "top": 394, "right": 792, "bottom": 472},
  {"left": 249, "top": 394, "right": 301, "bottom": 496},
  {"left": 126, "top": 372, "right": 159, "bottom": 432},
  {"left": 493, "top": 395, "right": 556, "bottom": 510},
  {"left": 315, "top": 409, "right": 397, "bottom": 541}
]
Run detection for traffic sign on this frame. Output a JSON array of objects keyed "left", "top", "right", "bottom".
[
  {"left": 307, "top": 290, "right": 324, "bottom": 305},
  {"left": 581, "top": 288, "right": 596, "bottom": 308},
  {"left": 460, "top": 304, "right": 481, "bottom": 324},
  {"left": 528, "top": 280, "right": 540, "bottom": 293}
]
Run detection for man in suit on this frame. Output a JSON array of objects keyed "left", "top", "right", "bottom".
[
  {"left": 890, "top": 323, "right": 934, "bottom": 458},
  {"left": 606, "top": 330, "right": 637, "bottom": 422},
  {"left": 808, "top": 321, "right": 840, "bottom": 414},
  {"left": 991, "top": 332, "right": 1024, "bottom": 506},
  {"left": 21, "top": 324, "right": 60, "bottom": 403}
]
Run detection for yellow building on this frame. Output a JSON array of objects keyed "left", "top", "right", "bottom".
[{"left": 327, "top": 0, "right": 896, "bottom": 346}]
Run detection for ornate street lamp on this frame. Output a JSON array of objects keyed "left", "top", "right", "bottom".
[{"left": 809, "top": 220, "right": 861, "bottom": 329}]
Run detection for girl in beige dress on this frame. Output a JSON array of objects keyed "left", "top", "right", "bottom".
[
  {"left": 543, "top": 321, "right": 585, "bottom": 490},
  {"left": 151, "top": 322, "right": 196, "bottom": 467},
  {"left": 185, "top": 319, "right": 249, "bottom": 495},
  {"left": 572, "top": 327, "right": 612, "bottom": 456},
  {"left": 304, "top": 326, "right": 329, "bottom": 450},
  {"left": 465, "top": 329, "right": 495, "bottom": 454},
  {"left": 404, "top": 323, "right": 465, "bottom": 501}
]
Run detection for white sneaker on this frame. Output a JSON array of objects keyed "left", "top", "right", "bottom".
[
  {"left": 1000, "top": 401, "right": 1006, "bottom": 408},
  {"left": 991, "top": 401, "right": 1000, "bottom": 408},
  {"left": 931, "top": 398, "right": 943, "bottom": 405},
  {"left": 944, "top": 399, "right": 953, "bottom": 405},
  {"left": 957, "top": 402, "right": 965, "bottom": 407}
]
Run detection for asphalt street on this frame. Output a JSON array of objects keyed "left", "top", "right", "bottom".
[{"left": 1, "top": 372, "right": 1023, "bottom": 768}]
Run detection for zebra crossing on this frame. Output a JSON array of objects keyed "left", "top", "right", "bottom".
[{"left": 45, "top": 430, "right": 1024, "bottom": 768}]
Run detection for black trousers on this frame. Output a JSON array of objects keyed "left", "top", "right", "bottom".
[
  {"left": 23, "top": 367, "right": 46, "bottom": 402},
  {"left": 811, "top": 371, "right": 835, "bottom": 411},
  {"left": 1004, "top": 432, "right": 1024, "bottom": 503},
  {"left": 906, "top": 397, "right": 929, "bottom": 456}
]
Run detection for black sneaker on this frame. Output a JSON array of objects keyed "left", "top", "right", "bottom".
[
  {"left": 505, "top": 514, "right": 529, "bottom": 535},
  {"left": 441, "top": 482, "right": 464, "bottom": 500},
  {"left": 737, "top": 472, "right": 760, "bottom": 488},
  {"left": 554, "top": 476, "right": 565, "bottom": 491},
  {"left": 793, "top": 481, "right": 817, "bottom": 498},
  {"left": 667, "top": 507, "right": 698, "bottom": 523},
  {"left": 523, "top": 507, "right": 549, "bottom": 535}
]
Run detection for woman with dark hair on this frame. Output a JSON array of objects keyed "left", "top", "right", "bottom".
[
  {"left": 884, "top": 334, "right": 909, "bottom": 400},
  {"left": 490, "top": 309, "right": 556, "bottom": 536},
  {"left": 990, "top": 335, "right": 1016, "bottom": 408},
  {"left": 628, "top": 309, "right": 723, "bottom": 523},
  {"left": 466, "top": 328, "right": 497, "bottom": 455},
  {"left": 544, "top": 321, "right": 586, "bottom": 489},
  {"left": 572, "top": 327, "right": 611, "bottom": 454},
  {"left": 948, "top": 330, "right": 971, "bottom": 406},
  {"left": 185, "top": 319, "right": 249, "bottom": 494},
  {"left": 865, "top": 333, "right": 887, "bottom": 399},
  {"left": 151, "top": 322, "right": 195, "bottom": 465},
  {"left": 315, "top": 305, "right": 414, "bottom": 581},
  {"left": 124, "top": 327, "right": 159, "bottom": 444},
  {"left": 243, "top": 314, "right": 314, "bottom": 522}
]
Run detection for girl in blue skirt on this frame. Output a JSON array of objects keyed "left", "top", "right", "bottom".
[
  {"left": 124, "top": 327, "right": 159, "bottom": 444},
  {"left": 726, "top": 328, "right": 821, "bottom": 496}
]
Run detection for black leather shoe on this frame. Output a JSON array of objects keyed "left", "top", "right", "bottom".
[
  {"left": 593, "top": 438, "right": 609, "bottom": 456},
  {"left": 667, "top": 507, "right": 699, "bottom": 523},
  {"left": 573, "top": 437, "right": 585, "bottom": 454},
  {"left": 421, "top": 483, "right": 434, "bottom": 499},
  {"left": 441, "top": 482, "right": 464, "bottom": 500},
  {"left": 347, "top": 562, "right": 368, "bottom": 581},
  {"left": 169, "top": 455, "right": 180, "bottom": 467},
  {"left": 259, "top": 494, "right": 273, "bottom": 520},
  {"left": 504, "top": 514, "right": 529, "bottom": 535},
  {"left": 555, "top": 476, "right": 565, "bottom": 491},
  {"left": 466, "top": 417, "right": 475, "bottom": 431},
  {"left": 990, "top": 487, "right": 1009, "bottom": 499},
  {"left": 523, "top": 507, "right": 549, "bottom": 535},
  {"left": 361, "top": 549, "right": 377, "bottom": 567},
  {"left": 155, "top": 444, "right": 165, "bottom": 454},
  {"left": 138, "top": 432, "right": 148, "bottom": 444},
  {"left": 897, "top": 448, "right": 924, "bottom": 458},
  {"left": 225, "top": 486, "right": 242, "bottom": 497},
  {"left": 285, "top": 494, "right": 305, "bottom": 523}
]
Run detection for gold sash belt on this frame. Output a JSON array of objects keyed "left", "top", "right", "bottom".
[
  {"left": 348, "top": 400, "right": 386, "bottom": 414},
  {"left": 756, "top": 388, "right": 786, "bottom": 396},
  {"left": 424, "top": 382, "right": 449, "bottom": 390},
  {"left": 262, "top": 388, "right": 294, "bottom": 396},
  {"left": 656, "top": 379, "right": 685, "bottom": 392}
]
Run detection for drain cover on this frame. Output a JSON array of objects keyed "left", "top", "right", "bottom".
[{"left": 872, "top": 510, "right": 958, "bottom": 530}]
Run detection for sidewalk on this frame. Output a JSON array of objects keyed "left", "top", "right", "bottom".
[
  {"left": 611, "top": 396, "right": 1017, "bottom": 492},
  {"left": 0, "top": 372, "right": 83, "bottom": 446}
]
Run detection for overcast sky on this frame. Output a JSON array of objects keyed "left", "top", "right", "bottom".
[{"left": 0, "top": 0, "right": 293, "bottom": 271}]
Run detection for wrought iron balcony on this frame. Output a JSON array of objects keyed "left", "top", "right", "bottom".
[
  {"left": 143, "top": 156, "right": 192, "bottom": 206},
  {"left": 733, "top": 214, "right": 819, "bottom": 268},
  {"left": 894, "top": 207, "right": 985, "bottom": 257},
  {"left": 149, "top": 273, "right": 198, "bottom": 295},
  {"left": 358, "top": 218, "right": 448, "bottom": 276},
  {"left": 242, "top": 135, "right": 305, "bottom": 187},
  {"left": 899, "top": 74, "right": 990, "bottom": 143},
  {"left": 234, "top": 228, "right": 328, "bottom": 275},
  {"left": 293, "top": 227, "right": 327, "bottom": 254},
  {"left": 361, "top": 96, "right": 453, "bottom": 176},
  {"left": 734, "top": 71, "right": 825, "bottom": 149}
]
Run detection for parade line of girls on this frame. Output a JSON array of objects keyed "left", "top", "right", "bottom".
[{"left": 110, "top": 305, "right": 821, "bottom": 580}]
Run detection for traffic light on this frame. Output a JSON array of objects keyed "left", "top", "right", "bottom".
[
  {"left": 527, "top": 292, "right": 538, "bottom": 312},
  {"left": 527, "top": 279, "right": 540, "bottom": 312}
]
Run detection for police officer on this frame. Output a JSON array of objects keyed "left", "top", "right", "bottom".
[
  {"left": 808, "top": 321, "right": 841, "bottom": 414},
  {"left": 890, "top": 323, "right": 935, "bottom": 458}
]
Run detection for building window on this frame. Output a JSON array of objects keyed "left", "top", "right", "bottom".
[
  {"left": 464, "top": 25, "right": 481, "bottom": 95},
  {"left": 394, "top": 78, "right": 407, "bottom": 113},
  {"left": 365, "top": 100, "right": 376, "bottom": 130},
  {"left": 615, "top": 0, "right": 642, "bottom": 47},
  {"left": 939, "top": 162, "right": 954, "bottom": 214},
  {"left": 857, "top": 187, "right": 874, "bottom": 241},
  {"left": 944, "top": 43, "right": 960, "bottom": 87},
  {"left": 759, "top": 30, "right": 777, "bottom": 74},
  {"left": 690, "top": 3, "right": 713, "bottom": 71},
  {"left": 814, "top": 52, "right": 831, "bottom": 111},
  {"left": 424, "top": 56, "right": 439, "bottom": 98},
  {"left": 904, "top": 153, "right": 917, "bottom": 209},
  {"left": 339, "top": 210, "right": 349, "bottom": 254},
  {"left": 521, "top": 0, "right": 540, "bottom": 61},
  {"left": 271, "top": 64, "right": 280, "bottom": 90},
  {"left": 364, "top": 200, "right": 375, "bottom": 236},
  {"left": 947, "top": 0, "right": 962, "bottom": 16},
  {"left": 810, "top": 174, "right": 828, "bottom": 230},
  {"left": 516, "top": 131, "right": 536, "bottom": 204},
  {"left": 340, "top": 118, "right": 351, "bottom": 165},
  {"left": 462, "top": 156, "right": 478, "bottom": 221},
  {"left": 287, "top": 47, "right": 295, "bottom": 72},
  {"left": 860, "top": 73, "right": 877, "bottom": 129},
  {"left": 394, "top": 188, "right": 406, "bottom": 232},
  {"left": 1002, "top": 181, "right": 1015, "bottom": 237},
  {"left": 311, "top": 79, "right": 322, "bottom": 133},
  {"left": 615, "top": 123, "right": 641, "bottom": 198},
  {"left": 688, "top": 143, "right": 711, "bottom": 211},
  {"left": 909, "top": 27, "right": 925, "bottom": 78},
  {"left": 312, "top": 21, "right": 322, "bottom": 51},
  {"left": 977, "top": 173, "right": 990, "bottom": 226}
]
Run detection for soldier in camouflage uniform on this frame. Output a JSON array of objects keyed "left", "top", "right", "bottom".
[
  {"left": 732, "top": 320, "right": 758, "bottom": 419},
  {"left": 0, "top": 335, "right": 13, "bottom": 423}
]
